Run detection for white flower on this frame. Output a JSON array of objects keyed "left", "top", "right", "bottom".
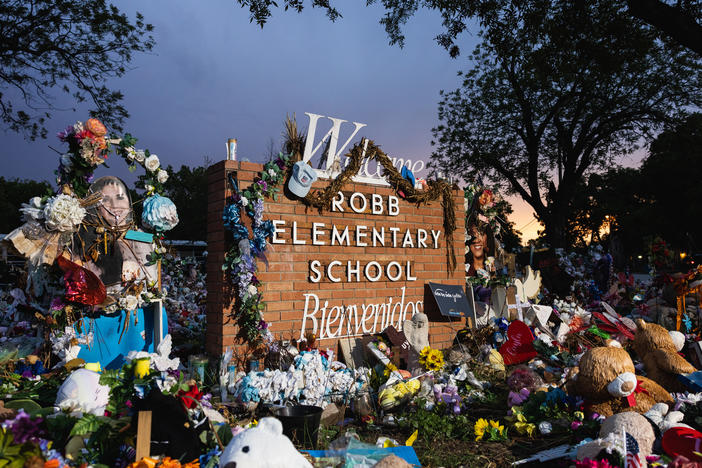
[
  {"left": 268, "top": 169, "right": 277, "bottom": 178},
  {"left": 119, "top": 295, "right": 139, "bottom": 311},
  {"left": 43, "top": 194, "right": 86, "bottom": 232},
  {"left": 125, "top": 147, "right": 136, "bottom": 161},
  {"left": 20, "top": 197, "right": 45, "bottom": 221},
  {"left": 157, "top": 169, "right": 169, "bottom": 184},
  {"left": 73, "top": 121, "right": 84, "bottom": 133},
  {"left": 135, "top": 150, "right": 146, "bottom": 163},
  {"left": 247, "top": 284, "right": 258, "bottom": 296},
  {"left": 145, "top": 154, "right": 160, "bottom": 172},
  {"left": 240, "top": 196, "right": 249, "bottom": 207},
  {"left": 145, "top": 184, "right": 155, "bottom": 193}
]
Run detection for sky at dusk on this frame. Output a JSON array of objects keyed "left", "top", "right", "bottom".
[{"left": 0, "top": 1, "right": 648, "bottom": 241}]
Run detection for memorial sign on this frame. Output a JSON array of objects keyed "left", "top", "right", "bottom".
[{"left": 205, "top": 116, "right": 466, "bottom": 355}]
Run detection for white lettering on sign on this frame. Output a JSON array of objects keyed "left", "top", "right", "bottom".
[
  {"left": 433, "top": 289, "right": 463, "bottom": 302},
  {"left": 299, "top": 287, "right": 423, "bottom": 339},
  {"left": 307, "top": 261, "right": 416, "bottom": 282},
  {"left": 303, "top": 112, "right": 426, "bottom": 185},
  {"left": 303, "top": 113, "right": 367, "bottom": 175}
]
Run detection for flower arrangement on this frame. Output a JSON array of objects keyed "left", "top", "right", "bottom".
[
  {"left": 222, "top": 152, "right": 292, "bottom": 343},
  {"left": 474, "top": 418, "right": 506, "bottom": 441},
  {"left": 419, "top": 346, "right": 445, "bottom": 372},
  {"left": 464, "top": 183, "right": 503, "bottom": 240}
]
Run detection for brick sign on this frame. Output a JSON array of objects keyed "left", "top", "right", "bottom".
[{"left": 206, "top": 161, "right": 466, "bottom": 355}]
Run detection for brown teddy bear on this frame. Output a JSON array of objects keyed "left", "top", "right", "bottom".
[
  {"left": 633, "top": 319, "right": 697, "bottom": 393},
  {"left": 567, "top": 346, "right": 673, "bottom": 418}
]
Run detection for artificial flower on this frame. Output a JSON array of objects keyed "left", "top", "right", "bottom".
[
  {"left": 247, "top": 284, "right": 258, "bottom": 296},
  {"left": 419, "top": 346, "right": 445, "bottom": 371},
  {"left": 135, "top": 150, "right": 146, "bottom": 163},
  {"left": 119, "top": 295, "right": 139, "bottom": 312},
  {"left": 125, "top": 147, "right": 136, "bottom": 160},
  {"left": 474, "top": 418, "right": 488, "bottom": 441},
  {"left": 145, "top": 154, "right": 160, "bottom": 172},
  {"left": 478, "top": 189, "right": 494, "bottom": 208},
  {"left": 43, "top": 194, "right": 85, "bottom": 232},
  {"left": 142, "top": 195, "right": 179, "bottom": 231},
  {"left": 157, "top": 169, "right": 169, "bottom": 184},
  {"left": 20, "top": 196, "right": 45, "bottom": 222},
  {"left": 178, "top": 384, "right": 203, "bottom": 409},
  {"left": 85, "top": 118, "right": 107, "bottom": 137},
  {"left": 514, "top": 412, "right": 536, "bottom": 437}
]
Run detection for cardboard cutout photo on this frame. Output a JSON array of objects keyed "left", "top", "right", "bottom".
[{"left": 83, "top": 176, "right": 157, "bottom": 292}]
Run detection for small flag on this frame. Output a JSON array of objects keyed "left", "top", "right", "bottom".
[{"left": 625, "top": 431, "right": 643, "bottom": 468}]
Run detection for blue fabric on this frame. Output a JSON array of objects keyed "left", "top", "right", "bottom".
[
  {"left": 76, "top": 305, "right": 168, "bottom": 369},
  {"left": 304, "top": 446, "right": 421, "bottom": 466},
  {"left": 401, "top": 166, "right": 415, "bottom": 188}
]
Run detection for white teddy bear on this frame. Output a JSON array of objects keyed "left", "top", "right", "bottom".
[{"left": 219, "top": 417, "right": 313, "bottom": 468}]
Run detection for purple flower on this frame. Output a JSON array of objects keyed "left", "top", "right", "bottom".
[
  {"left": 570, "top": 421, "right": 582, "bottom": 430},
  {"left": 50, "top": 297, "right": 65, "bottom": 311},
  {"left": 57, "top": 126, "right": 73, "bottom": 141},
  {"left": 4, "top": 410, "right": 45, "bottom": 444},
  {"left": 275, "top": 158, "right": 285, "bottom": 169},
  {"left": 257, "top": 320, "right": 268, "bottom": 330}
]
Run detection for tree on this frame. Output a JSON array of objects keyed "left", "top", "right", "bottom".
[
  {"left": 626, "top": 0, "right": 702, "bottom": 55},
  {"left": 428, "top": 1, "right": 702, "bottom": 248},
  {"left": 157, "top": 164, "right": 209, "bottom": 241},
  {"left": 0, "top": 177, "right": 52, "bottom": 234},
  {"left": 0, "top": 0, "right": 154, "bottom": 140}
]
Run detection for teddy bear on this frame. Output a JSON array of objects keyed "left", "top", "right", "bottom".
[
  {"left": 577, "top": 411, "right": 656, "bottom": 465},
  {"left": 567, "top": 346, "right": 673, "bottom": 417},
  {"left": 633, "top": 319, "right": 697, "bottom": 393},
  {"left": 219, "top": 417, "right": 312, "bottom": 468}
]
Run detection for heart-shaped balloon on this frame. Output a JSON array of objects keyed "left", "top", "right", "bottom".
[
  {"left": 662, "top": 426, "right": 702, "bottom": 462},
  {"left": 499, "top": 320, "right": 537, "bottom": 365},
  {"left": 57, "top": 256, "right": 107, "bottom": 306}
]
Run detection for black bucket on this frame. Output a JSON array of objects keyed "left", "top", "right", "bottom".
[{"left": 272, "top": 405, "right": 323, "bottom": 449}]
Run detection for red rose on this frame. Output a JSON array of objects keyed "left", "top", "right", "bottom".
[{"left": 178, "top": 384, "right": 203, "bottom": 409}]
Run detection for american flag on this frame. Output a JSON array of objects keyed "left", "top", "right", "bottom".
[{"left": 625, "top": 431, "right": 643, "bottom": 468}]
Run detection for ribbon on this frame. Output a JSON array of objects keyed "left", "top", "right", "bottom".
[{"left": 625, "top": 380, "right": 650, "bottom": 407}]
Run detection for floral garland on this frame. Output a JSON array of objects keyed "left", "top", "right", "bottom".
[{"left": 222, "top": 152, "right": 292, "bottom": 343}]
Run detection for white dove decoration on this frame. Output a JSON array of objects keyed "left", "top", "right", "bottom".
[{"left": 514, "top": 266, "right": 542, "bottom": 303}]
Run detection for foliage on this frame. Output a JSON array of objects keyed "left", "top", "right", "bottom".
[
  {"left": 570, "top": 113, "right": 702, "bottom": 257},
  {"left": 397, "top": 403, "right": 475, "bottom": 441},
  {"left": 0, "top": 178, "right": 52, "bottom": 233},
  {"left": 0, "top": 0, "right": 154, "bottom": 140},
  {"left": 222, "top": 152, "right": 292, "bottom": 343},
  {"left": 158, "top": 165, "right": 208, "bottom": 241},
  {"left": 0, "top": 428, "right": 41, "bottom": 468},
  {"left": 429, "top": 0, "right": 702, "bottom": 248}
]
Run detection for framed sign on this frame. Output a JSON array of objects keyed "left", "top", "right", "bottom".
[{"left": 428, "top": 282, "right": 476, "bottom": 328}]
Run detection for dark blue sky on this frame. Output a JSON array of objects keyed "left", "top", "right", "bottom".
[{"left": 2, "top": 1, "right": 597, "bottom": 240}]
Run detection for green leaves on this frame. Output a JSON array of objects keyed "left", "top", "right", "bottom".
[{"left": 70, "top": 414, "right": 102, "bottom": 437}]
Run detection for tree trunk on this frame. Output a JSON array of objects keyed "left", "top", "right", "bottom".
[{"left": 542, "top": 210, "right": 570, "bottom": 249}]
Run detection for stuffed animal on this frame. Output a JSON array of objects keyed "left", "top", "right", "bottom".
[
  {"left": 577, "top": 411, "right": 655, "bottom": 464},
  {"left": 219, "top": 417, "right": 312, "bottom": 468},
  {"left": 633, "top": 319, "right": 697, "bottom": 393},
  {"left": 567, "top": 346, "right": 673, "bottom": 417}
]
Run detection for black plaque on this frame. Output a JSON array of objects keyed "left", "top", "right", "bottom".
[{"left": 428, "top": 282, "right": 476, "bottom": 327}]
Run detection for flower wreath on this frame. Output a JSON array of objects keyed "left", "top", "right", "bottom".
[
  {"left": 222, "top": 152, "right": 292, "bottom": 343},
  {"left": 9, "top": 118, "right": 179, "bottom": 323}
]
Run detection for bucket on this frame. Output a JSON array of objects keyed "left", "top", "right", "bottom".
[{"left": 272, "top": 405, "right": 323, "bottom": 449}]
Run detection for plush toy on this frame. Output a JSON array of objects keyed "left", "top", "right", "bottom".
[
  {"left": 577, "top": 411, "right": 655, "bottom": 464},
  {"left": 567, "top": 346, "right": 673, "bottom": 417},
  {"left": 633, "top": 319, "right": 697, "bottom": 393},
  {"left": 55, "top": 368, "right": 110, "bottom": 416},
  {"left": 219, "top": 417, "right": 312, "bottom": 468}
]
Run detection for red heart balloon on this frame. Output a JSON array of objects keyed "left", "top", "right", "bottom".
[
  {"left": 57, "top": 256, "right": 107, "bottom": 306},
  {"left": 663, "top": 426, "right": 702, "bottom": 462},
  {"left": 499, "top": 320, "right": 537, "bottom": 365}
]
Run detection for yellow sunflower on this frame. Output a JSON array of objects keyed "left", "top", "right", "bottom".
[{"left": 474, "top": 418, "right": 489, "bottom": 441}]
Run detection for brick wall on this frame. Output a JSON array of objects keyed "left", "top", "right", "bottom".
[{"left": 206, "top": 160, "right": 467, "bottom": 357}]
